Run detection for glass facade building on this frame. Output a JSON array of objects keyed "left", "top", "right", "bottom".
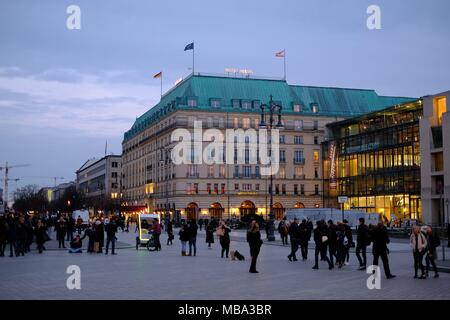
[{"left": 322, "top": 100, "right": 423, "bottom": 224}]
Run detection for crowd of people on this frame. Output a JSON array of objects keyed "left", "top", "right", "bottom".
[
  {"left": 0, "top": 212, "right": 127, "bottom": 257},
  {"left": 1, "top": 211, "right": 448, "bottom": 280}
]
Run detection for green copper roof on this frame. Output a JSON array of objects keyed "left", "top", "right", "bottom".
[{"left": 124, "top": 73, "right": 417, "bottom": 141}]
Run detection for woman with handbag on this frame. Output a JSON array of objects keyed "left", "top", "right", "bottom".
[
  {"left": 217, "top": 221, "right": 231, "bottom": 258},
  {"left": 247, "top": 220, "right": 262, "bottom": 273},
  {"left": 410, "top": 225, "right": 428, "bottom": 279}
]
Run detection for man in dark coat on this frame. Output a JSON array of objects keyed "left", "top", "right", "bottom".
[
  {"left": 15, "top": 217, "right": 27, "bottom": 256},
  {"left": 356, "top": 217, "right": 370, "bottom": 270},
  {"left": 298, "top": 219, "right": 310, "bottom": 260},
  {"left": 6, "top": 214, "right": 17, "bottom": 257},
  {"left": 371, "top": 222, "right": 396, "bottom": 279},
  {"left": 95, "top": 221, "right": 105, "bottom": 253},
  {"left": 0, "top": 215, "right": 8, "bottom": 257},
  {"left": 187, "top": 219, "right": 198, "bottom": 256},
  {"left": 56, "top": 217, "right": 67, "bottom": 248},
  {"left": 66, "top": 215, "right": 75, "bottom": 241},
  {"left": 342, "top": 219, "right": 353, "bottom": 266},
  {"left": 327, "top": 220, "right": 338, "bottom": 265},
  {"left": 287, "top": 218, "right": 299, "bottom": 261},
  {"left": 105, "top": 218, "right": 118, "bottom": 255},
  {"left": 312, "top": 220, "right": 333, "bottom": 270}
]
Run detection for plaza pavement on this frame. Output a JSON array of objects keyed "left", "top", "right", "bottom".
[{"left": 1, "top": 225, "right": 450, "bottom": 300}]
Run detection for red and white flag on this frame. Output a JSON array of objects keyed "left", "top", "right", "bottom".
[{"left": 275, "top": 50, "right": 285, "bottom": 58}]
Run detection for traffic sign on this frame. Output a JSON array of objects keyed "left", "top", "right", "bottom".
[{"left": 338, "top": 196, "right": 348, "bottom": 204}]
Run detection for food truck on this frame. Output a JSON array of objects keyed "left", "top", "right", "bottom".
[{"left": 136, "top": 213, "right": 160, "bottom": 250}]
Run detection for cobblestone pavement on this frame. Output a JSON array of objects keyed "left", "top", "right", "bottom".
[{"left": 1, "top": 227, "right": 449, "bottom": 300}]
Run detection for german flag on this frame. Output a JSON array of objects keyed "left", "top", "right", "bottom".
[{"left": 153, "top": 71, "right": 162, "bottom": 78}]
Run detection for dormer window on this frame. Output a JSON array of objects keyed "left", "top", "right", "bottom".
[
  {"left": 252, "top": 100, "right": 261, "bottom": 109},
  {"left": 187, "top": 97, "right": 197, "bottom": 107},
  {"left": 293, "top": 104, "right": 301, "bottom": 112},
  {"left": 242, "top": 100, "right": 251, "bottom": 109},
  {"left": 210, "top": 99, "right": 221, "bottom": 108},
  {"left": 232, "top": 99, "right": 240, "bottom": 108},
  {"left": 311, "top": 103, "right": 318, "bottom": 113}
]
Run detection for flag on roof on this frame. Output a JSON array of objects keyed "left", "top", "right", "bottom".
[
  {"left": 275, "top": 50, "right": 285, "bottom": 57},
  {"left": 184, "top": 42, "right": 194, "bottom": 51},
  {"left": 153, "top": 71, "right": 162, "bottom": 79}
]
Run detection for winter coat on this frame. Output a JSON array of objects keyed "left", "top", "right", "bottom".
[
  {"left": 370, "top": 225, "right": 390, "bottom": 253},
  {"left": 105, "top": 222, "right": 118, "bottom": 239},
  {"left": 410, "top": 232, "right": 427, "bottom": 252},
  {"left": 205, "top": 225, "right": 215, "bottom": 244},
  {"left": 247, "top": 230, "right": 262, "bottom": 255},
  {"left": 219, "top": 225, "right": 231, "bottom": 246},
  {"left": 357, "top": 224, "right": 370, "bottom": 246},
  {"left": 34, "top": 226, "right": 47, "bottom": 245}
]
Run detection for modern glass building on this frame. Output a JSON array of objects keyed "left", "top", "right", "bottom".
[{"left": 322, "top": 100, "right": 423, "bottom": 224}]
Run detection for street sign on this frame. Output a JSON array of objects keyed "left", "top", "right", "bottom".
[{"left": 338, "top": 196, "right": 348, "bottom": 204}]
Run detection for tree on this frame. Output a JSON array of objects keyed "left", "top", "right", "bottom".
[{"left": 13, "top": 184, "right": 48, "bottom": 214}]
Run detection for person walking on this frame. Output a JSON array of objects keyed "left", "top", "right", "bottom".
[
  {"left": 205, "top": 222, "right": 215, "bottom": 248},
  {"left": 66, "top": 215, "right": 75, "bottom": 242},
  {"left": 335, "top": 222, "right": 347, "bottom": 268},
  {"left": 95, "top": 220, "right": 105, "bottom": 253},
  {"left": 56, "top": 216, "right": 67, "bottom": 249},
  {"left": 105, "top": 218, "right": 118, "bottom": 255},
  {"left": 298, "top": 219, "right": 309, "bottom": 261},
  {"left": 179, "top": 223, "right": 190, "bottom": 256},
  {"left": 371, "top": 222, "right": 396, "bottom": 279},
  {"left": 34, "top": 220, "right": 47, "bottom": 254},
  {"left": 342, "top": 219, "right": 353, "bottom": 266},
  {"left": 84, "top": 225, "right": 96, "bottom": 253},
  {"left": 410, "top": 225, "right": 427, "bottom": 279},
  {"left": 356, "top": 217, "right": 370, "bottom": 270},
  {"left": 0, "top": 215, "right": 8, "bottom": 257},
  {"left": 166, "top": 219, "right": 174, "bottom": 245},
  {"left": 198, "top": 218, "right": 204, "bottom": 231},
  {"left": 247, "top": 221, "right": 263, "bottom": 273},
  {"left": 287, "top": 218, "right": 299, "bottom": 261},
  {"left": 278, "top": 220, "right": 289, "bottom": 246},
  {"left": 15, "top": 217, "right": 27, "bottom": 256},
  {"left": 312, "top": 220, "right": 333, "bottom": 270},
  {"left": 217, "top": 221, "right": 231, "bottom": 258},
  {"left": 327, "top": 220, "right": 338, "bottom": 266},
  {"left": 187, "top": 219, "right": 198, "bottom": 256},
  {"left": 425, "top": 226, "right": 440, "bottom": 278},
  {"left": 151, "top": 218, "right": 162, "bottom": 251},
  {"left": 6, "top": 214, "right": 17, "bottom": 257}
]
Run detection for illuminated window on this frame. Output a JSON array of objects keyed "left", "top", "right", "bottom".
[
  {"left": 313, "top": 150, "right": 319, "bottom": 162},
  {"left": 293, "top": 104, "right": 301, "bottom": 112},
  {"left": 243, "top": 118, "right": 250, "bottom": 128},
  {"left": 111, "top": 193, "right": 118, "bottom": 199},
  {"left": 435, "top": 97, "right": 447, "bottom": 126},
  {"left": 279, "top": 167, "right": 286, "bottom": 179}
]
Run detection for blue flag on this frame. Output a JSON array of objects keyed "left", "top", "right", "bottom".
[{"left": 184, "top": 42, "right": 194, "bottom": 51}]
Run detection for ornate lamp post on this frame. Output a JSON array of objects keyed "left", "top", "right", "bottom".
[{"left": 259, "top": 95, "right": 283, "bottom": 241}]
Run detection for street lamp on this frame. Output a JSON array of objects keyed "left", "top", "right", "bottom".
[
  {"left": 159, "top": 146, "right": 170, "bottom": 221},
  {"left": 259, "top": 95, "right": 283, "bottom": 241}
]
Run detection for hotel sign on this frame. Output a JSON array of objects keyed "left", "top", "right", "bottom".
[{"left": 329, "top": 142, "right": 337, "bottom": 189}]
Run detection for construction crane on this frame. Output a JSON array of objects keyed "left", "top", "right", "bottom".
[
  {"left": 0, "top": 162, "right": 31, "bottom": 208},
  {"left": 19, "top": 176, "right": 65, "bottom": 187}
]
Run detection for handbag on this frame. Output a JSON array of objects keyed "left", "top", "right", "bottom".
[
  {"left": 216, "top": 227, "right": 224, "bottom": 237},
  {"left": 321, "top": 235, "right": 328, "bottom": 243}
]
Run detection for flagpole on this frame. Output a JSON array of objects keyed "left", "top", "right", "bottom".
[
  {"left": 283, "top": 49, "right": 286, "bottom": 80},
  {"left": 192, "top": 40, "right": 195, "bottom": 75},
  {"left": 160, "top": 72, "right": 163, "bottom": 98}
]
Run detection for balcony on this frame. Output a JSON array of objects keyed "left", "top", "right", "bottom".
[
  {"left": 293, "top": 158, "right": 306, "bottom": 165},
  {"left": 294, "top": 174, "right": 306, "bottom": 180},
  {"left": 186, "top": 172, "right": 199, "bottom": 178}
]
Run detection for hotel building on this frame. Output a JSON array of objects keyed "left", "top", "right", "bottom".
[{"left": 121, "top": 73, "right": 414, "bottom": 221}]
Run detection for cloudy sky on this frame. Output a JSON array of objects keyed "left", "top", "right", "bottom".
[{"left": 1, "top": 0, "right": 450, "bottom": 199}]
